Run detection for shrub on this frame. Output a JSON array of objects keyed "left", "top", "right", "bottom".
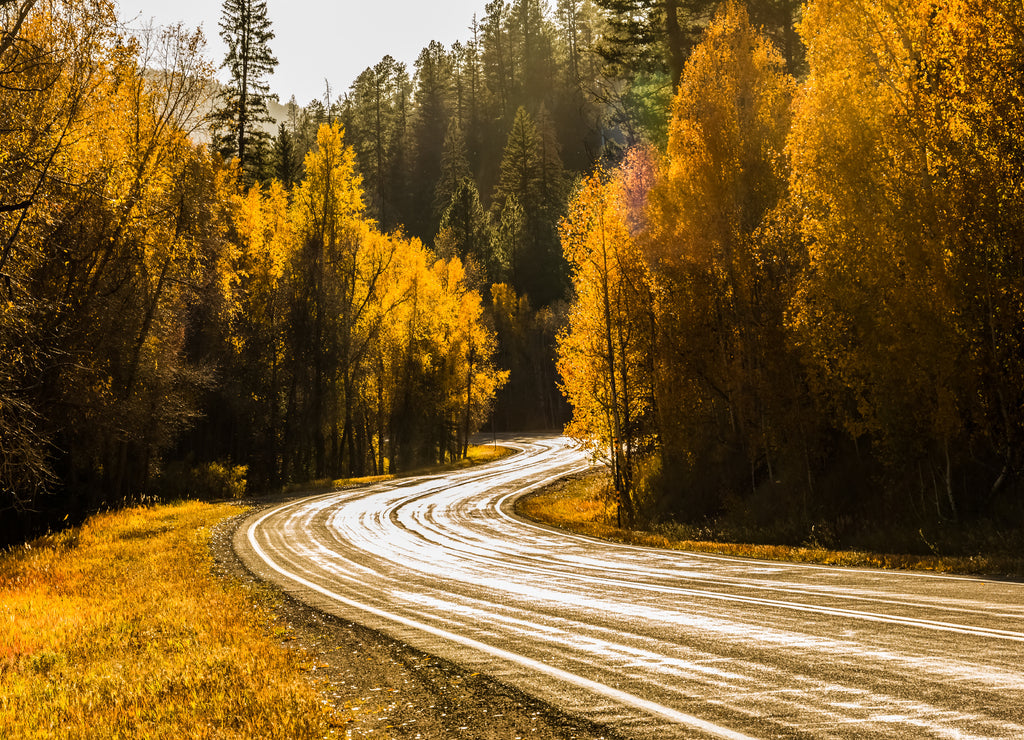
[{"left": 158, "top": 460, "right": 248, "bottom": 501}]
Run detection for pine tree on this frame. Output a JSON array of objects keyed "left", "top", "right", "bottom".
[
  {"left": 210, "top": 0, "right": 278, "bottom": 185},
  {"left": 594, "top": 0, "right": 713, "bottom": 90},
  {"left": 407, "top": 41, "right": 453, "bottom": 241},
  {"left": 436, "top": 178, "right": 497, "bottom": 286},
  {"left": 494, "top": 106, "right": 541, "bottom": 215},
  {"left": 272, "top": 122, "right": 300, "bottom": 186},
  {"left": 493, "top": 107, "right": 566, "bottom": 304},
  {"left": 434, "top": 120, "right": 472, "bottom": 219},
  {"left": 344, "top": 56, "right": 410, "bottom": 230}
]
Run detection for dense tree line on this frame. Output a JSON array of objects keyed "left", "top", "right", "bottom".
[
  {"left": 558, "top": 0, "right": 1024, "bottom": 549},
  {"left": 301, "top": 0, "right": 805, "bottom": 430},
  {"left": 14, "top": 0, "right": 1013, "bottom": 553},
  {"left": 0, "top": 0, "right": 504, "bottom": 545}
]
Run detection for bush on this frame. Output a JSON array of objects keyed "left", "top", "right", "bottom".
[{"left": 158, "top": 460, "right": 248, "bottom": 501}]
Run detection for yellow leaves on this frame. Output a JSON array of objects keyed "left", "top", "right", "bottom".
[
  {"left": 558, "top": 161, "right": 655, "bottom": 451},
  {"left": 232, "top": 180, "right": 292, "bottom": 281},
  {"left": 294, "top": 121, "right": 365, "bottom": 238},
  {"left": 785, "top": 0, "right": 1024, "bottom": 458},
  {"left": 235, "top": 186, "right": 267, "bottom": 254}
]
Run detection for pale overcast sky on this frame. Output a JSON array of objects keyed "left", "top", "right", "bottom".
[{"left": 118, "top": 0, "right": 489, "bottom": 105}]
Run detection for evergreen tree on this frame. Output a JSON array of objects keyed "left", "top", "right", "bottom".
[
  {"left": 436, "top": 178, "right": 497, "bottom": 287},
  {"left": 510, "top": 0, "right": 558, "bottom": 108},
  {"left": 553, "top": 0, "right": 605, "bottom": 171},
  {"left": 435, "top": 120, "right": 472, "bottom": 218},
  {"left": 272, "top": 122, "right": 300, "bottom": 186},
  {"left": 534, "top": 104, "right": 565, "bottom": 211},
  {"left": 494, "top": 106, "right": 542, "bottom": 215},
  {"left": 407, "top": 41, "right": 453, "bottom": 241},
  {"left": 594, "top": 0, "right": 709, "bottom": 90},
  {"left": 481, "top": 1, "right": 514, "bottom": 120},
  {"left": 461, "top": 18, "right": 486, "bottom": 171},
  {"left": 210, "top": 0, "right": 278, "bottom": 185},
  {"left": 495, "top": 194, "right": 525, "bottom": 289},
  {"left": 343, "top": 56, "right": 410, "bottom": 231},
  {"left": 493, "top": 106, "right": 566, "bottom": 305}
]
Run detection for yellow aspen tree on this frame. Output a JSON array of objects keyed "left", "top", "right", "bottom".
[
  {"left": 914, "top": 0, "right": 1024, "bottom": 512},
  {"left": 644, "top": 0, "right": 797, "bottom": 517},
  {"left": 787, "top": 0, "right": 1024, "bottom": 520},
  {"left": 288, "top": 120, "right": 368, "bottom": 477},
  {"left": 558, "top": 152, "right": 656, "bottom": 524},
  {"left": 358, "top": 231, "right": 421, "bottom": 474},
  {"left": 2, "top": 5, "right": 231, "bottom": 512},
  {"left": 433, "top": 256, "right": 507, "bottom": 460},
  {"left": 788, "top": 0, "right": 952, "bottom": 459},
  {"left": 226, "top": 179, "right": 294, "bottom": 485}
]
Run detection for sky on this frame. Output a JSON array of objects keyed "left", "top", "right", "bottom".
[{"left": 118, "top": 0, "right": 489, "bottom": 105}]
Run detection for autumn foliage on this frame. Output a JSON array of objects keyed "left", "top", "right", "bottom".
[
  {"left": 0, "top": 0, "right": 504, "bottom": 543},
  {"left": 4, "top": 0, "right": 1023, "bottom": 551},
  {"left": 558, "top": 0, "right": 1024, "bottom": 547}
]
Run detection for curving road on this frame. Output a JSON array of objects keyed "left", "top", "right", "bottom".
[{"left": 234, "top": 435, "right": 1024, "bottom": 739}]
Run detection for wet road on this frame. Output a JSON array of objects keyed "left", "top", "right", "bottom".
[{"left": 234, "top": 436, "right": 1024, "bottom": 739}]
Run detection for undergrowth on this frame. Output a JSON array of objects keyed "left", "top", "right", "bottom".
[
  {"left": 518, "top": 472, "right": 1024, "bottom": 579},
  {"left": 279, "top": 443, "right": 513, "bottom": 496}
]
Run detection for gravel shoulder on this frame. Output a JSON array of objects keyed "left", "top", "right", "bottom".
[{"left": 211, "top": 502, "right": 624, "bottom": 740}]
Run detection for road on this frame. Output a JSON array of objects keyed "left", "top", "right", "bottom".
[{"left": 234, "top": 435, "right": 1024, "bottom": 739}]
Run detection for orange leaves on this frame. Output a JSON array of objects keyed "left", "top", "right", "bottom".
[
  {"left": 558, "top": 2, "right": 806, "bottom": 518},
  {"left": 655, "top": 0, "right": 794, "bottom": 276},
  {"left": 787, "top": 0, "right": 976, "bottom": 451},
  {"left": 785, "top": 0, "right": 1024, "bottom": 505}
]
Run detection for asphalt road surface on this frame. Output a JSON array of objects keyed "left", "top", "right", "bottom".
[{"left": 234, "top": 435, "right": 1024, "bottom": 739}]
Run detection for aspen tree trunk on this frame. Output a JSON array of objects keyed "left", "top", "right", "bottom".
[
  {"left": 377, "top": 351, "right": 386, "bottom": 474},
  {"left": 463, "top": 342, "right": 474, "bottom": 459},
  {"left": 598, "top": 208, "right": 633, "bottom": 524}
]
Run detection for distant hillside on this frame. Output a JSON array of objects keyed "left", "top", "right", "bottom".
[{"left": 185, "top": 77, "right": 293, "bottom": 145}]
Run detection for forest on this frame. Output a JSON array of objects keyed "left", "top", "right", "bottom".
[
  {"left": 558, "top": 0, "right": 1024, "bottom": 551},
  {"left": 2, "top": 0, "right": 1022, "bottom": 551}
]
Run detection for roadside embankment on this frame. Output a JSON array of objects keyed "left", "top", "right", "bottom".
[
  {"left": 0, "top": 501, "right": 340, "bottom": 739},
  {"left": 517, "top": 471, "right": 1024, "bottom": 579}
]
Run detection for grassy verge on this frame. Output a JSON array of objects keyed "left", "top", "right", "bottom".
[
  {"left": 517, "top": 472, "right": 1024, "bottom": 579},
  {"left": 0, "top": 444, "right": 518, "bottom": 739},
  {"left": 0, "top": 502, "right": 340, "bottom": 739}
]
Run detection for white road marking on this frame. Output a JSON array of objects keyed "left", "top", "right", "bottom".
[
  {"left": 246, "top": 506, "right": 761, "bottom": 740},
  {"left": 239, "top": 436, "right": 1024, "bottom": 739}
]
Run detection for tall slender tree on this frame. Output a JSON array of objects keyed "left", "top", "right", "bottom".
[{"left": 210, "top": 0, "right": 278, "bottom": 185}]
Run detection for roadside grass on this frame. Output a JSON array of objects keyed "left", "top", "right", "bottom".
[
  {"left": 279, "top": 443, "right": 514, "bottom": 496},
  {"left": 0, "top": 501, "right": 343, "bottom": 739},
  {"left": 461, "top": 442, "right": 515, "bottom": 467},
  {"left": 0, "top": 444, "right": 519, "bottom": 739},
  {"left": 518, "top": 472, "right": 1024, "bottom": 579}
]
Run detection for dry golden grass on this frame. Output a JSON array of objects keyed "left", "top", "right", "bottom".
[
  {"left": 0, "top": 448, "right": 521, "bottom": 738},
  {"left": 464, "top": 443, "right": 514, "bottom": 466},
  {"left": 0, "top": 502, "right": 341, "bottom": 739},
  {"left": 519, "top": 474, "right": 1024, "bottom": 578}
]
